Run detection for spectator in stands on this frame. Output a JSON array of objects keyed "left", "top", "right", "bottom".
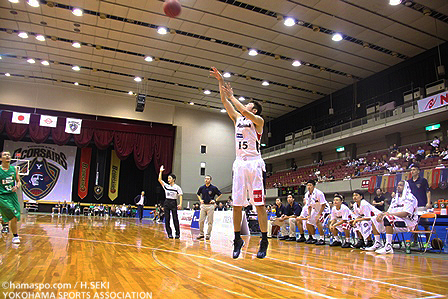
[
  {"left": 318, "top": 159, "right": 324, "bottom": 167},
  {"left": 404, "top": 148, "right": 415, "bottom": 162},
  {"left": 427, "top": 147, "right": 441, "bottom": 158},
  {"left": 267, "top": 198, "right": 284, "bottom": 238},
  {"left": 363, "top": 165, "right": 371, "bottom": 173},
  {"left": 327, "top": 171, "right": 335, "bottom": 181},
  {"left": 291, "top": 161, "right": 297, "bottom": 171},
  {"left": 216, "top": 202, "right": 227, "bottom": 211},
  {"left": 416, "top": 146, "right": 425, "bottom": 161},
  {"left": 372, "top": 188, "right": 386, "bottom": 211},
  {"left": 389, "top": 153, "right": 399, "bottom": 162},
  {"left": 435, "top": 159, "right": 445, "bottom": 169},
  {"left": 354, "top": 167, "right": 360, "bottom": 177},
  {"left": 278, "top": 194, "right": 302, "bottom": 241},
  {"left": 390, "top": 144, "right": 399, "bottom": 154},
  {"left": 430, "top": 136, "right": 440, "bottom": 150},
  {"left": 365, "top": 181, "right": 418, "bottom": 254},
  {"left": 440, "top": 146, "right": 448, "bottom": 160},
  {"left": 407, "top": 158, "right": 417, "bottom": 169}
]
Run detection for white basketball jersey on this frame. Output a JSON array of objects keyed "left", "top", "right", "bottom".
[{"left": 235, "top": 116, "right": 262, "bottom": 159}]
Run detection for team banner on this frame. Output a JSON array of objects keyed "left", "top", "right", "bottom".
[
  {"left": 4, "top": 141, "right": 76, "bottom": 202},
  {"left": 431, "top": 169, "right": 441, "bottom": 190},
  {"left": 108, "top": 150, "right": 120, "bottom": 201},
  {"left": 423, "top": 169, "right": 433, "bottom": 187},
  {"left": 65, "top": 118, "right": 82, "bottom": 134},
  {"left": 94, "top": 150, "right": 107, "bottom": 200},
  {"left": 417, "top": 90, "right": 448, "bottom": 113},
  {"left": 77, "top": 147, "right": 92, "bottom": 199}
]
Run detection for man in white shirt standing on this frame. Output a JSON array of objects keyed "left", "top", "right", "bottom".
[
  {"left": 304, "top": 180, "right": 330, "bottom": 245},
  {"left": 158, "top": 165, "right": 183, "bottom": 239},
  {"left": 134, "top": 191, "right": 146, "bottom": 221}
]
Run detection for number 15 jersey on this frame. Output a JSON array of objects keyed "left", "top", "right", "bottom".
[{"left": 235, "top": 116, "right": 262, "bottom": 159}]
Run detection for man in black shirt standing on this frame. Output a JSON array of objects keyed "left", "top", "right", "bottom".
[
  {"left": 407, "top": 164, "right": 431, "bottom": 242},
  {"left": 372, "top": 188, "right": 386, "bottom": 212},
  {"left": 196, "top": 175, "right": 222, "bottom": 240},
  {"left": 278, "top": 194, "right": 302, "bottom": 241}
]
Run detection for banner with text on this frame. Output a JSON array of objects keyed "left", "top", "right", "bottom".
[
  {"left": 77, "top": 147, "right": 92, "bottom": 199},
  {"left": 108, "top": 150, "right": 120, "bottom": 201},
  {"left": 418, "top": 90, "right": 448, "bottom": 113},
  {"left": 5, "top": 141, "right": 77, "bottom": 202}
]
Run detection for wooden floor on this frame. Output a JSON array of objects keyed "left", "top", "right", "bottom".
[{"left": 0, "top": 214, "right": 447, "bottom": 299}]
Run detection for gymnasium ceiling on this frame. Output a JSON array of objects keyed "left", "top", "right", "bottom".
[{"left": 0, "top": 0, "right": 447, "bottom": 120}]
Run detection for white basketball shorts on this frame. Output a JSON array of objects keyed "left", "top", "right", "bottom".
[
  {"left": 353, "top": 220, "right": 372, "bottom": 240},
  {"left": 232, "top": 157, "right": 266, "bottom": 207},
  {"left": 371, "top": 215, "right": 417, "bottom": 234}
]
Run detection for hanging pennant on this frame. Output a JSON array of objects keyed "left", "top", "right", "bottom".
[{"left": 108, "top": 150, "right": 120, "bottom": 201}]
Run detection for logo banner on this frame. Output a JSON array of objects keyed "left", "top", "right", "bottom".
[
  {"left": 418, "top": 91, "right": 448, "bottom": 113},
  {"left": 108, "top": 150, "right": 120, "bottom": 201},
  {"left": 40, "top": 115, "right": 58, "bottom": 128},
  {"left": 94, "top": 150, "right": 107, "bottom": 200},
  {"left": 65, "top": 118, "right": 82, "bottom": 134},
  {"left": 4, "top": 141, "right": 77, "bottom": 202},
  {"left": 77, "top": 147, "right": 92, "bottom": 199}
]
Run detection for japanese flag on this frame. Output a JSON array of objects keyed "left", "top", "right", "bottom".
[{"left": 12, "top": 112, "right": 30, "bottom": 124}]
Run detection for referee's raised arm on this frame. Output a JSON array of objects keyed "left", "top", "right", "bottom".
[{"left": 158, "top": 165, "right": 165, "bottom": 187}]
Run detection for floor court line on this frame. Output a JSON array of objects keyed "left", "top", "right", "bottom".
[
  {"left": 22, "top": 219, "right": 446, "bottom": 298},
  {"left": 20, "top": 234, "right": 337, "bottom": 299}
]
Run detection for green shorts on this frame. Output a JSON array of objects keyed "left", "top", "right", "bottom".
[{"left": 0, "top": 193, "right": 21, "bottom": 222}]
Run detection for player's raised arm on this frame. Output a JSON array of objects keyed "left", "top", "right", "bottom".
[
  {"left": 222, "top": 83, "right": 264, "bottom": 129},
  {"left": 210, "top": 67, "right": 238, "bottom": 123},
  {"left": 158, "top": 165, "right": 165, "bottom": 187}
]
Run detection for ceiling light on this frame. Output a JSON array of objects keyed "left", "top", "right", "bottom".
[
  {"left": 248, "top": 49, "right": 258, "bottom": 56},
  {"left": 72, "top": 42, "right": 81, "bottom": 48},
  {"left": 134, "top": 77, "right": 142, "bottom": 82},
  {"left": 189, "top": 102, "right": 194, "bottom": 105},
  {"left": 5, "top": 73, "right": 11, "bottom": 76},
  {"left": 128, "top": 91, "right": 133, "bottom": 95},
  {"left": 74, "top": 82, "right": 79, "bottom": 85},
  {"left": 389, "top": 0, "right": 401, "bottom": 5},
  {"left": 157, "top": 27, "right": 167, "bottom": 35},
  {"left": 0, "top": 56, "right": 2, "bottom": 59},
  {"left": 27, "top": 0, "right": 39, "bottom": 7},
  {"left": 223, "top": 72, "right": 231, "bottom": 78},
  {"left": 332, "top": 33, "right": 343, "bottom": 41},
  {"left": 9, "top": 0, "right": 19, "bottom": 3},
  {"left": 292, "top": 60, "right": 301, "bottom": 67},
  {"left": 27, "top": 58, "right": 35, "bottom": 64},
  {"left": 220, "top": 109, "right": 226, "bottom": 113},
  {"left": 72, "top": 8, "right": 83, "bottom": 16},
  {"left": 262, "top": 81, "right": 269, "bottom": 86},
  {"left": 41, "top": 60, "right": 49, "bottom": 66},
  {"left": 72, "top": 65, "right": 80, "bottom": 71},
  {"left": 35, "top": 34, "right": 45, "bottom": 41},
  {"left": 18, "top": 32, "right": 28, "bottom": 39},
  {"left": 204, "top": 90, "right": 211, "bottom": 95},
  {"left": 239, "top": 96, "right": 245, "bottom": 101},
  {"left": 284, "top": 17, "right": 295, "bottom": 27},
  {"left": 144, "top": 56, "right": 153, "bottom": 62}
]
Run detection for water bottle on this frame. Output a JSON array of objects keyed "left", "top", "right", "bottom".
[{"left": 405, "top": 240, "right": 411, "bottom": 254}]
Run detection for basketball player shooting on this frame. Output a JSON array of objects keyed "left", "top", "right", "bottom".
[
  {"left": 0, "top": 151, "right": 22, "bottom": 244},
  {"left": 210, "top": 67, "right": 269, "bottom": 259}
]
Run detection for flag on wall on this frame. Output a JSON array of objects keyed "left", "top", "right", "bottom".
[
  {"left": 368, "top": 176, "right": 377, "bottom": 194},
  {"left": 108, "top": 150, "right": 120, "bottom": 201},
  {"left": 94, "top": 150, "right": 107, "bottom": 200},
  {"left": 380, "top": 175, "right": 388, "bottom": 192},
  {"left": 423, "top": 169, "right": 433, "bottom": 187},
  {"left": 77, "top": 147, "right": 92, "bottom": 199},
  {"left": 40, "top": 115, "right": 58, "bottom": 128},
  {"left": 12, "top": 112, "right": 30, "bottom": 124},
  {"left": 65, "top": 118, "right": 82, "bottom": 134},
  {"left": 387, "top": 174, "right": 396, "bottom": 194}
]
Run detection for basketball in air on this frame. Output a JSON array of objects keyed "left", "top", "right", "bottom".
[{"left": 163, "top": 0, "right": 182, "bottom": 18}]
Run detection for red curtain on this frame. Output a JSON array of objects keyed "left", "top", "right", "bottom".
[
  {"left": 29, "top": 116, "right": 51, "bottom": 144},
  {"left": 94, "top": 129, "right": 114, "bottom": 150},
  {"left": 52, "top": 124, "right": 71, "bottom": 146},
  {"left": 114, "top": 131, "right": 136, "bottom": 160},
  {"left": 1, "top": 111, "right": 175, "bottom": 171},
  {"left": 74, "top": 127, "right": 94, "bottom": 148}
]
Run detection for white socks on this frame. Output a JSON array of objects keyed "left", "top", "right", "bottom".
[
  {"left": 374, "top": 235, "right": 381, "bottom": 243},
  {"left": 386, "top": 234, "right": 393, "bottom": 245}
]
